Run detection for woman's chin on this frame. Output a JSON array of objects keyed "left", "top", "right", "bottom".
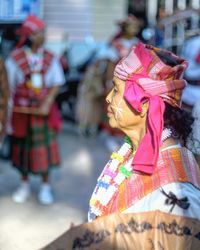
[{"left": 108, "top": 119, "right": 118, "bottom": 129}]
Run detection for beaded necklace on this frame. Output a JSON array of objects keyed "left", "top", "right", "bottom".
[
  {"left": 25, "top": 47, "right": 43, "bottom": 72},
  {"left": 25, "top": 47, "right": 44, "bottom": 93},
  {"left": 89, "top": 136, "right": 134, "bottom": 219},
  {"left": 89, "top": 127, "right": 175, "bottom": 220}
]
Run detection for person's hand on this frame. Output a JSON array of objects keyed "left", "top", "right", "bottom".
[
  {"left": 35, "top": 89, "right": 57, "bottom": 116},
  {"left": 37, "top": 100, "right": 51, "bottom": 116}
]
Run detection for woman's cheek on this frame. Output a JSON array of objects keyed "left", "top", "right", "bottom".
[
  {"left": 118, "top": 110, "right": 126, "bottom": 126},
  {"left": 117, "top": 101, "right": 125, "bottom": 123}
]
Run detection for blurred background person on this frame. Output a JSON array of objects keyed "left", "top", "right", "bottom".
[
  {"left": 75, "top": 15, "right": 144, "bottom": 143},
  {"left": 105, "top": 14, "right": 144, "bottom": 91},
  {"left": 74, "top": 15, "right": 144, "bottom": 140},
  {"left": 5, "top": 15, "right": 65, "bottom": 205},
  {"left": 75, "top": 54, "right": 105, "bottom": 137}
]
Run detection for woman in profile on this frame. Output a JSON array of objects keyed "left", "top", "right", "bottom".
[{"left": 88, "top": 42, "right": 200, "bottom": 223}]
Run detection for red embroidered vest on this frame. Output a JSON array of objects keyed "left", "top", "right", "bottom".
[
  {"left": 11, "top": 48, "right": 62, "bottom": 137},
  {"left": 11, "top": 48, "right": 54, "bottom": 107}
]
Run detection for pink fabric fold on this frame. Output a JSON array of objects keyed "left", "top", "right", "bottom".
[{"left": 124, "top": 80, "right": 165, "bottom": 174}]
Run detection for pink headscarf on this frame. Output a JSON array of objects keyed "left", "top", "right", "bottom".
[{"left": 114, "top": 42, "right": 188, "bottom": 174}]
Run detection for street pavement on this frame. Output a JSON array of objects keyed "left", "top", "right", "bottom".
[{"left": 0, "top": 123, "right": 110, "bottom": 250}]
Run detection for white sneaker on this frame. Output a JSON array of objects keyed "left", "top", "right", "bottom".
[
  {"left": 12, "top": 182, "right": 30, "bottom": 203},
  {"left": 38, "top": 184, "right": 54, "bottom": 205}
]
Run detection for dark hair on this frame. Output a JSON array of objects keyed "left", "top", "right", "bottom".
[
  {"left": 155, "top": 50, "right": 194, "bottom": 146},
  {"left": 156, "top": 51, "right": 178, "bottom": 67},
  {"left": 163, "top": 103, "right": 194, "bottom": 146}
]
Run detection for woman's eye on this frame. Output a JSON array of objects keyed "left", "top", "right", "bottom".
[{"left": 113, "top": 88, "right": 118, "bottom": 93}]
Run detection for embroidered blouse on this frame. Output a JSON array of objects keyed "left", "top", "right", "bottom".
[{"left": 88, "top": 144, "right": 200, "bottom": 221}]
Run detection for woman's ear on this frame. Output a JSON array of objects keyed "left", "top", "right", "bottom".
[{"left": 140, "top": 101, "right": 149, "bottom": 118}]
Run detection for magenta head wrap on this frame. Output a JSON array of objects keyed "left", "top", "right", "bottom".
[{"left": 114, "top": 42, "right": 188, "bottom": 175}]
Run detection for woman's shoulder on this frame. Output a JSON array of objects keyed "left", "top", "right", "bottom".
[
  {"left": 161, "top": 144, "right": 196, "bottom": 161},
  {"left": 160, "top": 145, "right": 200, "bottom": 183}
]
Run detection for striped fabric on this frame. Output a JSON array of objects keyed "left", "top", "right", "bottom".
[
  {"left": 114, "top": 42, "right": 187, "bottom": 108},
  {"left": 11, "top": 49, "right": 31, "bottom": 76},
  {"left": 103, "top": 147, "right": 200, "bottom": 216},
  {"left": 11, "top": 48, "right": 53, "bottom": 76},
  {"left": 12, "top": 115, "right": 59, "bottom": 175}
]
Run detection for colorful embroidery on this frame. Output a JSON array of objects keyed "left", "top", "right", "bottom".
[
  {"left": 89, "top": 135, "right": 200, "bottom": 220},
  {"left": 89, "top": 139, "right": 133, "bottom": 217}
]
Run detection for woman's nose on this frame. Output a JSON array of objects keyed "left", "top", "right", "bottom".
[{"left": 106, "top": 89, "right": 113, "bottom": 104}]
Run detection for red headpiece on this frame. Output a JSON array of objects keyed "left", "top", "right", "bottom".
[{"left": 16, "top": 15, "right": 45, "bottom": 48}]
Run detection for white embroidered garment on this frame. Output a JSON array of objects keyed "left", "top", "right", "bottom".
[{"left": 124, "top": 145, "right": 200, "bottom": 220}]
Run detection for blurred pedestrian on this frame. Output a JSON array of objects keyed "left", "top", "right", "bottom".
[
  {"left": 75, "top": 57, "right": 105, "bottom": 137},
  {"left": 88, "top": 42, "right": 200, "bottom": 225},
  {"left": 6, "top": 15, "right": 65, "bottom": 204}
]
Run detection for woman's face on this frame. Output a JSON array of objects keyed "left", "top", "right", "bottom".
[
  {"left": 30, "top": 29, "right": 45, "bottom": 47},
  {"left": 106, "top": 77, "right": 146, "bottom": 132}
]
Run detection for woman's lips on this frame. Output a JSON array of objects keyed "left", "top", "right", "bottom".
[{"left": 107, "top": 109, "right": 113, "bottom": 117}]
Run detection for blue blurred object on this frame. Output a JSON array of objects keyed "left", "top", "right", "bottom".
[
  {"left": 0, "top": 0, "right": 41, "bottom": 21},
  {"left": 22, "top": 0, "right": 31, "bottom": 12},
  {"left": 0, "top": 135, "right": 11, "bottom": 160}
]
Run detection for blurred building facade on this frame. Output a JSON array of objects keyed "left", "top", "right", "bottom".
[
  {"left": 43, "top": 0, "right": 126, "bottom": 42},
  {"left": 0, "top": 0, "right": 127, "bottom": 61},
  {"left": 1, "top": 0, "right": 200, "bottom": 58}
]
